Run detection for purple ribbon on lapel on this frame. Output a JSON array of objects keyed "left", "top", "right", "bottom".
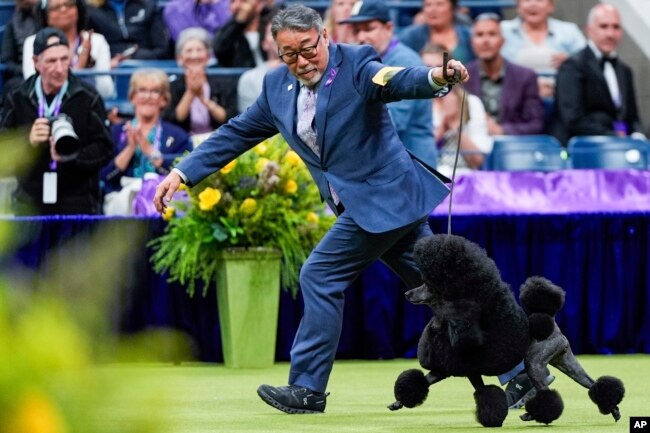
[{"left": 325, "top": 68, "right": 338, "bottom": 87}]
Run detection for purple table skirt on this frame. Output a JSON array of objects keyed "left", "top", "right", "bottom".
[{"left": 432, "top": 169, "right": 650, "bottom": 215}]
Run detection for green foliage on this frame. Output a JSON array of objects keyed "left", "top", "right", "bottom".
[{"left": 149, "top": 135, "right": 335, "bottom": 297}]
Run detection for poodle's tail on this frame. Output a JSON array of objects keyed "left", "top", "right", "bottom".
[
  {"left": 388, "top": 369, "right": 430, "bottom": 411},
  {"left": 519, "top": 276, "right": 565, "bottom": 341}
]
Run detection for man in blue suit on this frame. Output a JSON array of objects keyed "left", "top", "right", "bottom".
[{"left": 153, "top": 5, "right": 468, "bottom": 414}]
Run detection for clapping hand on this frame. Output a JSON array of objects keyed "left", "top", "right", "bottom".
[{"left": 185, "top": 66, "right": 207, "bottom": 96}]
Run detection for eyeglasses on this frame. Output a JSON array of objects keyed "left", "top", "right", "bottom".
[
  {"left": 278, "top": 34, "right": 321, "bottom": 65},
  {"left": 135, "top": 88, "right": 163, "bottom": 97},
  {"left": 47, "top": 0, "right": 76, "bottom": 12}
]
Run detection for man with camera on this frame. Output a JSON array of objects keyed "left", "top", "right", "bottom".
[{"left": 0, "top": 27, "right": 113, "bottom": 215}]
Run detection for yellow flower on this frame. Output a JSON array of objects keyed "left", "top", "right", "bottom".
[
  {"left": 177, "top": 183, "right": 188, "bottom": 191},
  {"left": 162, "top": 206, "right": 175, "bottom": 221},
  {"left": 284, "top": 150, "right": 302, "bottom": 166},
  {"left": 284, "top": 179, "right": 298, "bottom": 195},
  {"left": 198, "top": 187, "right": 221, "bottom": 211},
  {"left": 253, "top": 143, "right": 267, "bottom": 155},
  {"left": 306, "top": 212, "right": 319, "bottom": 224},
  {"left": 240, "top": 198, "right": 257, "bottom": 215},
  {"left": 220, "top": 160, "right": 237, "bottom": 174},
  {"left": 255, "top": 158, "right": 269, "bottom": 173},
  {"left": 7, "top": 390, "right": 68, "bottom": 433}
]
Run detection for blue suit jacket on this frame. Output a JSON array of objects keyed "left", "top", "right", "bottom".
[{"left": 176, "top": 43, "right": 450, "bottom": 233}]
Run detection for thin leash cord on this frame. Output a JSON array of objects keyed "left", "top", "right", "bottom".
[
  {"left": 442, "top": 52, "right": 466, "bottom": 236},
  {"left": 447, "top": 87, "right": 466, "bottom": 236}
]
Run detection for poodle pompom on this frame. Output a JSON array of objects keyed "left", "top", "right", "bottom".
[
  {"left": 519, "top": 276, "right": 565, "bottom": 315},
  {"left": 524, "top": 388, "right": 564, "bottom": 424},
  {"left": 528, "top": 313, "right": 556, "bottom": 340},
  {"left": 589, "top": 376, "right": 625, "bottom": 415},
  {"left": 474, "top": 385, "right": 508, "bottom": 427},
  {"left": 394, "top": 369, "right": 429, "bottom": 408}
]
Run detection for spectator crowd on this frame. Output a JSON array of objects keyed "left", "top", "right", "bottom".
[{"left": 0, "top": 0, "right": 647, "bottom": 216}]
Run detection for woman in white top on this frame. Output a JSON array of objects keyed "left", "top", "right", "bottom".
[
  {"left": 500, "top": 0, "right": 585, "bottom": 97},
  {"left": 23, "top": 0, "right": 114, "bottom": 99}
]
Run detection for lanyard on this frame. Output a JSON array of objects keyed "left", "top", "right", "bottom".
[
  {"left": 36, "top": 77, "right": 69, "bottom": 170},
  {"left": 35, "top": 76, "right": 68, "bottom": 118},
  {"left": 381, "top": 38, "right": 400, "bottom": 59}
]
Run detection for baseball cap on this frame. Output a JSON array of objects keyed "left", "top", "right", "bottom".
[
  {"left": 33, "top": 27, "right": 70, "bottom": 56},
  {"left": 339, "top": 0, "right": 391, "bottom": 24}
]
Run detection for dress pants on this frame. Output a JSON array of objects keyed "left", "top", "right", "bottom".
[{"left": 288, "top": 212, "right": 432, "bottom": 393}]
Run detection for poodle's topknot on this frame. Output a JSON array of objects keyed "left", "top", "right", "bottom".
[
  {"left": 414, "top": 234, "right": 503, "bottom": 297},
  {"left": 519, "top": 276, "right": 565, "bottom": 316}
]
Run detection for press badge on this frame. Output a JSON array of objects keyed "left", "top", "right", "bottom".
[{"left": 43, "top": 172, "right": 57, "bottom": 204}]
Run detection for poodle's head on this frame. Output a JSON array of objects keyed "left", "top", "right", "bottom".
[
  {"left": 414, "top": 234, "right": 506, "bottom": 300},
  {"left": 519, "top": 276, "right": 565, "bottom": 316}
]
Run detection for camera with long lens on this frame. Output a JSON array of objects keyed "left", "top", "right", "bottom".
[{"left": 48, "top": 114, "right": 80, "bottom": 161}]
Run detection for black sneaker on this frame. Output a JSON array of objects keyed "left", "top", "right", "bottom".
[
  {"left": 257, "top": 384, "right": 328, "bottom": 414},
  {"left": 505, "top": 373, "right": 555, "bottom": 409}
]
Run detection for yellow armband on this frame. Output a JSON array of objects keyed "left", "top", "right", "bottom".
[{"left": 371, "top": 67, "right": 405, "bottom": 86}]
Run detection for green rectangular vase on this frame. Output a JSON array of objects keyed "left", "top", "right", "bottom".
[{"left": 215, "top": 248, "right": 282, "bottom": 368}]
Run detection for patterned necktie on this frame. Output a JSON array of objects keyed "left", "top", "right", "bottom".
[
  {"left": 296, "top": 85, "right": 340, "bottom": 206},
  {"left": 297, "top": 86, "right": 319, "bottom": 156}
]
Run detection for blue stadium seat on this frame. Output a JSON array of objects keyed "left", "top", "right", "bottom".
[
  {"left": 568, "top": 136, "right": 650, "bottom": 169},
  {"left": 0, "top": 1, "right": 13, "bottom": 27},
  {"left": 487, "top": 135, "right": 566, "bottom": 171}
]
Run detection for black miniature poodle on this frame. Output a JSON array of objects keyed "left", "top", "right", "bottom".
[
  {"left": 388, "top": 235, "right": 625, "bottom": 427},
  {"left": 517, "top": 276, "right": 625, "bottom": 425},
  {"left": 388, "top": 234, "right": 530, "bottom": 427}
]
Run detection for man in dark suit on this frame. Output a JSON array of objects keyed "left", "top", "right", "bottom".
[
  {"left": 154, "top": 5, "right": 469, "bottom": 413},
  {"left": 465, "top": 13, "right": 545, "bottom": 136},
  {"left": 552, "top": 3, "right": 646, "bottom": 145}
]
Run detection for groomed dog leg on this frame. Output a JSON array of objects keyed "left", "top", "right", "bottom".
[
  {"left": 520, "top": 334, "right": 566, "bottom": 424},
  {"left": 551, "top": 345, "right": 625, "bottom": 421},
  {"left": 469, "top": 375, "right": 508, "bottom": 427},
  {"left": 388, "top": 370, "right": 446, "bottom": 411}
]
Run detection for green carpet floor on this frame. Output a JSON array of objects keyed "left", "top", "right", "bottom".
[{"left": 76, "top": 355, "right": 647, "bottom": 433}]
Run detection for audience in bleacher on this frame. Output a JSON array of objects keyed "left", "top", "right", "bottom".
[
  {"left": 465, "top": 13, "right": 545, "bottom": 136},
  {"left": 323, "top": 0, "right": 356, "bottom": 43},
  {"left": 86, "top": 0, "right": 170, "bottom": 67},
  {"left": 237, "top": 20, "right": 280, "bottom": 113},
  {"left": 212, "top": 0, "right": 278, "bottom": 67},
  {"left": 343, "top": 0, "right": 438, "bottom": 169},
  {"left": 164, "top": 27, "right": 238, "bottom": 135},
  {"left": 102, "top": 68, "right": 191, "bottom": 215},
  {"left": 552, "top": 3, "right": 646, "bottom": 145},
  {"left": 22, "top": 0, "right": 114, "bottom": 99},
  {"left": 500, "top": 0, "right": 585, "bottom": 98},
  {"left": 398, "top": 0, "right": 475, "bottom": 64},
  {"left": 1, "top": 27, "right": 113, "bottom": 216},
  {"left": 0, "top": 0, "right": 41, "bottom": 101},
  {"left": 421, "top": 43, "right": 492, "bottom": 175},
  {"left": 163, "top": 0, "right": 232, "bottom": 43}
]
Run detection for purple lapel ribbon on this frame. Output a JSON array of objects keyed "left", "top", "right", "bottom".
[{"left": 325, "top": 68, "right": 338, "bottom": 87}]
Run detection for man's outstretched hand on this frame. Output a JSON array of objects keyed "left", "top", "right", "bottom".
[
  {"left": 153, "top": 171, "right": 183, "bottom": 213},
  {"left": 431, "top": 59, "right": 469, "bottom": 85}
]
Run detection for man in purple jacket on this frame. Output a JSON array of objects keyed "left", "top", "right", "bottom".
[{"left": 464, "top": 13, "right": 545, "bottom": 136}]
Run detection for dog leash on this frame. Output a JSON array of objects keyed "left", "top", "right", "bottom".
[{"left": 441, "top": 52, "right": 467, "bottom": 236}]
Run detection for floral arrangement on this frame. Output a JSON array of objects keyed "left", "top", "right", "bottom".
[{"left": 149, "top": 135, "right": 335, "bottom": 297}]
